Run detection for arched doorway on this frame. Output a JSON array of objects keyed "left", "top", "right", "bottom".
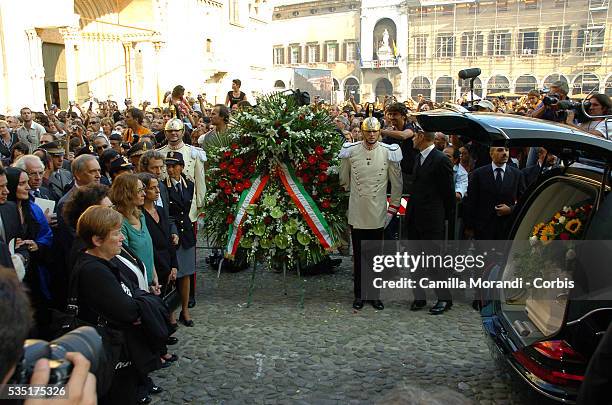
[
  {"left": 274, "top": 80, "right": 286, "bottom": 89},
  {"left": 435, "top": 76, "right": 455, "bottom": 102},
  {"left": 374, "top": 78, "right": 393, "bottom": 102},
  {"left": 543, "top": 73, "right": 569, "bottom": 90},
  {"left": 487, "top": 75, "right": 510, "bottom": 95},
  {"left": 411, "top": 76, "right": 431, "bottom": 100},
  {"left": 333, "top": 78, "right": 339, "bottom": 91},
  {"left": 573, "top": 73, "right": 599, "bottom": 95},
  {"left": 515, "top": 75, "right": 538, "bottom": 94},
  {"left": 373, "top": 18, "right": 397, "bottom": 60},
  {"left": 343, "top": 77, "right": 360, "bottom": 103}
]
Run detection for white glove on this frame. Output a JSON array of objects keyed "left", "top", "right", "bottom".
[{"left": 384, "top": 205, "right": 399, "bottom": 229}]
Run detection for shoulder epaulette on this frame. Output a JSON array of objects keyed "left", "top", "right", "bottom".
[
  {"left": 190, "top": 146, "right": 207, "bottom": 162},
  {"left": 380, "top": 143, "right": 402, "bottom": 162},
  {"left": 338, "top": 141, "right": 360, "bottom": 158}
]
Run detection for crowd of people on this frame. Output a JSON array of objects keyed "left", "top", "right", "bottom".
[{"left": 0, "top": 77, "right": 611, "bottom": 404}]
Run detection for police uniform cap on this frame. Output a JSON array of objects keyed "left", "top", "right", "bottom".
[
  {"left": 127, "top": 141, "right": 153, "bottom": 158},
  {"left": 165, "top": 151, "right": 185, "bottom": 166},
  {"left": 109, "top": 156, "right": 134, "bottom": 175},
  {"left": 38, "top": 141, "right": 65, "bottom": 155}
]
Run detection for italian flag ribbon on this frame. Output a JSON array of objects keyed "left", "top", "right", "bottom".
[
  {"left": 277, "top": 163, "right": 335, "bottom": 250},
  {"left": 225, "top": 174, "right": 269, "bottom": 258},
  {"left": 225, "top": 164, "right": 336, "bottom": 258}
]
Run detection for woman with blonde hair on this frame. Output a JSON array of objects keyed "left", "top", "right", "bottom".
[{"left": 108, "top": 173, "right": 160, "bottom": 294}]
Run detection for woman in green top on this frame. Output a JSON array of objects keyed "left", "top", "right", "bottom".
[{"left": 109, "top": 172, "right": 160, "bottom": 294}]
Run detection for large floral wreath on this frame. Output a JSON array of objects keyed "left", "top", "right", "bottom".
[{"left": 203, "top": 92, "right": 348, "bottom": 268}]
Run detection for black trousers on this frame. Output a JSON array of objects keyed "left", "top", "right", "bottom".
[{"left": 351, "top": 226, "right": 384, "bottom": 300}]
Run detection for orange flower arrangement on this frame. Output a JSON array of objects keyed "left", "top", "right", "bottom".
[{"left": 530, "top": 203, "right": 592, "bottom": 245}]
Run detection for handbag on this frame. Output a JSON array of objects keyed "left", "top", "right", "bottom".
[{"left": 162, "top": 281, "right": 181, "bottom": 312}]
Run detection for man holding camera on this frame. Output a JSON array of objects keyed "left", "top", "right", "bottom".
[
  {"left": 0, "top": 267, "right": 96, "bottom": 405},
  {"left": 529, "top": 80, "right": 569, "bottom": 123}
]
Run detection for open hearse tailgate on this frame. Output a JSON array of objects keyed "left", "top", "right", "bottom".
[{"left": 415, "top": 110, "right": 612, "bottom": 161}]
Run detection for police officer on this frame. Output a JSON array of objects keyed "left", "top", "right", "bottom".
[
  {"left": 127, "top": 141, "right": 154, "bottom": 172},
  {"left": 37, "top": 141, "right": 73, "bottom": 202},
  {"left": 157, "top": 118, "right": 206, "bottom": 307},
  {"left": 339, "top": 116, "right": 403, "bottom": 311}
]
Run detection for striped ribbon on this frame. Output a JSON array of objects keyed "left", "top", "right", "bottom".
[
  {"left": 225, "top": 174, "right": 269, "bottom": 258},
  {"left": 277, "top": 163, "right": 335, "bottom": 250}
]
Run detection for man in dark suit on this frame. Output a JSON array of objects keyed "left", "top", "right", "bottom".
[
  {"left": 464, "top": 146, "right": 526, "bottom": 240},
  {"left": 405, "top": 131, "right": 455, "bottom": 314},
  {"left": 521, "top": 147, "right": 558, "bottom": 188},
  {"left": 14, "top": 155, "right": 53, "bottom": 200}
]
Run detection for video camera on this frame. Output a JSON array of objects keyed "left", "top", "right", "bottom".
[
  {"left": 9, "top": 327, "right": 103, "bottom": 386},
  {"left": 543, "top": 93, "right": 591, "bottom": 123}
]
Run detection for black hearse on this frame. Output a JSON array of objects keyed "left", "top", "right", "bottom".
[{"left": 417, "top": 110, "right": 612, "bottom": 403}]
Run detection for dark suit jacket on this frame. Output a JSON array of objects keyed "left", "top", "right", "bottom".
[
  {"left": 143, "top": 206, "right": 178, "bottom": 285},
  {"left": 158, "top": 182, "right": 177, "bottom": 235},
  {"left": 166, "top": 176, "right": 196, "bottom": 249},
  {"left": 31, "top": 186, "right": 52, "bottom": 200},
  {"left": 405, "top": 147, "right": 455, "bottom": 239},
  {"left": 465, "top": 164, "right": 526, "bottom": 240},
  {"left": 0, "top": 201, "right": 29, "bottom": 263},
  {"left": 0, "top": 133, "right": 19, "bottom": 159}
]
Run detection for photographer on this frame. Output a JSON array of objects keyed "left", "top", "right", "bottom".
[
  {"left": 565, "top": 93, "right": 612, "bottom": 139},
  {"left": 528, "top": 80, "right": 569, "bottom": 122},
  {"left": 381, "top": 102, "right": 418, "bottom": 192},
  {"left": 0, "top": 266, "right": 96, "bottom": 405}
]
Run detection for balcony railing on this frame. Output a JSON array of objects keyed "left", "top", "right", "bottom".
[{"left": 360, "top": 59, "right": 400, "bottom": 69}]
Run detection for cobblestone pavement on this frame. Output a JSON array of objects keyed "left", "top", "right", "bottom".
[{"left": 151, "top": 250, "right": 547, "bottom": 405}]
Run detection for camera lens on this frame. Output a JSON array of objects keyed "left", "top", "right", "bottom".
[{"left": 50, "top": 326, "right": 103, "bottom": 375}]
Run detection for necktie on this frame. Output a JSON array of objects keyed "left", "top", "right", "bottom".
[
  {"left": 176, "top": 182, "right": 182, "bottom": 195},
  {"left": 33, "top": 190, "right": 41, "bottom": 198},
  {"left": 495, "top": 167, "right": 503, "bottom": 190}
]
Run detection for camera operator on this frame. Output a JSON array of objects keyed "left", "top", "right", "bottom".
[
  {"left": 565, "top": 93, "right": 612, "bottom": 139},
  {"left": 0, "top": 266, "right": 96, "bottom": 405},
  {"left": 528, "top": 80, "right": 569, "bottom": 122},
  {"left": 381, "top": 102, "right": 417, "bottom": 177}
]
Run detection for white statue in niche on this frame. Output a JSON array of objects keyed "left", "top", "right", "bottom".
[{"left": 377, "top": 28, "right": 392, "bottom": 60}]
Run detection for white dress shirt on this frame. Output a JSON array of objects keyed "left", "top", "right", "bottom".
[
  {"left": 491, "top": 162, "right": 507, "bottom": 181},
  {"left": 419, "top": 144, "right": 436, "bottom": 165}
]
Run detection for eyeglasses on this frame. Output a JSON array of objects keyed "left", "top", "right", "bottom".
[{"left": 27, "top": 171, "right": 44, "bottom": 178}]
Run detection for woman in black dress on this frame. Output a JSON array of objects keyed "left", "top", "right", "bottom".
[{"left": 0, "top": 119, "right": 18, "bottom": 165}]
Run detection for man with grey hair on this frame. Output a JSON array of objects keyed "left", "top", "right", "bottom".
[
  {"left": 433, "top": 132, "right": 449, "bottom": 151},
  {"left": 14, "top": 155, "right": 52, "bottom": 200},
  {"left": 405, "top": 130, "right": 455, "bottom": 314}
]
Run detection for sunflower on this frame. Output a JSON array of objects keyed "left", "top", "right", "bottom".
[
  {"left": 532, "top": 222, "right": 546, "bottom": 236},
  {"left": 565, "top": 219, "right": 582, "bottom": 235}
]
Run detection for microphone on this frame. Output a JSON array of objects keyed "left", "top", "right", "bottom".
[{"left": 458, "top": 68, "right": 482, "bottom": 80}]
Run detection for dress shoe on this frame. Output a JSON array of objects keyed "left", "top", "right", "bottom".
[
  {"left": 429, "top": 300, "right": 453, "bottom": 315},
  {"left": 410, "top": 300, "right": 427, "bottom": 311},
  {"left": 166, "top": 336, "right": 178, "bottom": 345},
  {"left": 162, "top": 353, "right": 178, "bottom": 363},
  {"left": 169, "top": 323, "right": 179, "bottom": 334},
  {"left": 179, "top": 312, "right": 194, "bottom": 327},
  {"left": 352, "top": 299, "right": 364, "bottom": 310},
  {"left": 149, "top": 385, "right": 164, "bottom": 395},
  {"left": 188, "top": 298, "right": 196, "bottom": 308},
  {"left": 371, "top": 300, "right": 384, "bottom": 310},
  {"left": 137, "top": 395, "right": 152, "bottom": 404},
  {"left": 161, "top": 360, "right": 172, "bottom": 369}
]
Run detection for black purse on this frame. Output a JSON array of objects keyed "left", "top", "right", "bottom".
[{"left": 162, "top": 281, "right": 181, "bottom": 312}]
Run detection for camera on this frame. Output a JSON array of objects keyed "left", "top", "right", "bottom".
[
  {"left": 9, "top": 327, "right": 103, "bottom": 385},
  {"left": 202, "top": 116, "right": 211, "bottom": 124},
  {"left": 558, "top": 99, "right": 592, "bottom": 123},
  {"left": 542, "top": 94, "right": 561, "bottom": 106}
]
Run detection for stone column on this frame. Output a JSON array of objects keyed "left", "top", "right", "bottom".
[
  {"left": 25, "top": 29, "right": 45, "bottom": 110},
  {"left": 153, "top": 40, "right": 165, "bottom": 106},
  {"left": 59, "top": 26, "right": 80, "bottom": 103}
]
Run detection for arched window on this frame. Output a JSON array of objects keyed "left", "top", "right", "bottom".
[
  {"left": 274, "top": 80, "right": 286, "bottom": 89},
  {"left": 487, "top": 75, "right": 510, "bottom": 95},
  {"left": 543, "top": 73, "right": 569, "bottom": 90},
  {"left": 435, "top": 76, "right": 455, "bottom": 102},
  {"left": 605, "top": 76, "right": 612, "bottom": 97},
  {"left": 343, "top": 77, "right": 360, "bottom": 103},
  {"left": 333, "top": 78, "right": 340, "bottom": 91},
  {"left": 573, "top": 73, "right": 600, "bottom": 95},
  {"left": 515, "top": 75, "right": 538, "bottom": 94},
  {"left": 411, "top": 76, "right": 431, "bottom": 99},
  {"left": 459, "top": 77, "right": 482, "bottom": 97}
]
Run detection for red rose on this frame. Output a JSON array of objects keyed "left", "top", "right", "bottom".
[
  {"left": 248, "top": 164, "right": 255, "bottom": 174},
  {"left": 224, "top": 151, "right": 232, "bottom": 158},
  {"left": 226, "top": 214, "right": 235, "bottom": 224},
  {"left": 220, "top": 161, "right": 228, "bottom": 170},
  {"left": 319, "top": 161, "right": 329, "bottom": 171},
  {"left": 224, "top": 187, "right": 232, "bottom": 195},
  {"left": 315, "top": 146, "right": 325, "bottom": 156},
  {"left": 560, "top": 233, "right": 570, "bottom": 240},
  {"left": 232, "top": 196, "right": 238, "bottom": 202},
  {"left": 235, "top": 183, "right": 244, "bottom": 192},
  {"left": 233, "top": 158, "right": 244, "bottom": 167},
  {"left": 552, "top": 217, "right": 558, "bottom": 223},
  {"left": 321, "top": 199, "right": 331, "bottom": 209},
  {"left": 318, "top": 172, "right": 328, "bottom": 182},
  {"left": 282, "top": 214, "right": 289, "bottom": 222},
  {"left": 243, "top": 179, "right": 252, "bottom": 189},
  {"left": 264, "top": 216, "right": 273, "bottom": 225},
  {"left": 298, "top": 114, "right": 305, "bottom": 120},
  {"left": 231, "top": 143, "right": 239, "bottom": 150},
  {"left": 301, "top": 174, "right": 311, "bottom": 183},
  {"left": 229, "top": 166, "right": 238, "bottom": 175},
  {"left": 307, "top": 155, "right": 317, "bottom": 165},
  {"left": 219, "top": 180, "right": 227, "bottom": 188},
  {"left": 235, "top": 171, "right": 243, "bottom": 179},
  {"left": 276, "top": 139, "right": 282, "bottom": 145},
  {"left": 567, "top": 211, "right": 576, "bottom": 218},
  {"left": 323, "top": 187, "right": 332, "bottom": 194}
]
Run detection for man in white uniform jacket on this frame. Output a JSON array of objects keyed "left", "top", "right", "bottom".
[{"left": 339, "top": 116, "right": 403, "bottom": 311}]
